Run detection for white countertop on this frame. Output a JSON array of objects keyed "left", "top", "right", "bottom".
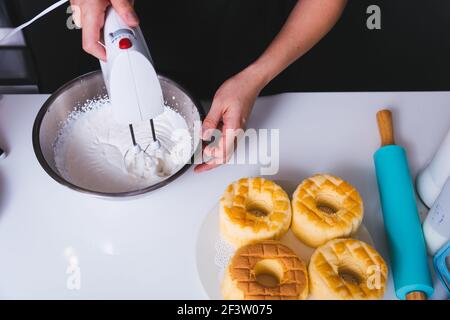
[{"left": 0, "top": 92, "right": 449, "bottom": 300}]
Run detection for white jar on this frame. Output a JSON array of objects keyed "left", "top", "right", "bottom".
[
  {"left": 417, "top": 128, "right": 450, "bottom": 208},
  {"left": 423, "top": 178, "right": 450, "bottom": 256}
]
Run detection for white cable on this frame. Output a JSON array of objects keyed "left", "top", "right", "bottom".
[{"left": 0, "top": 0, "right": 69, "bottom": 44}]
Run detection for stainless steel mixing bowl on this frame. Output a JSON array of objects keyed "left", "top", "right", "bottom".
[{"left": 33, "top": 71, "right": 204, "bottom": 198}]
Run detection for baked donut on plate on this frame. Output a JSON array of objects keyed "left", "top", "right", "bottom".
[
  {"left": 292, "top": 174, "right": 363, "bottom": 247},
  {"left": 309, "top": 238, "right": 387, "bottom": 300},
  {"left": 220, "top": 178, "right": 291, "bottom": 248},
  {"left": 222, "top": 241, "right": 308, "bottom": 300}
]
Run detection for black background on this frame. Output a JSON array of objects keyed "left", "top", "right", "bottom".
[
  {"left": 5, "top": 0, "right": 450, "bottom": 99},
  {"left": 0, "top": 300, "right": 439, "bottom": 317}
]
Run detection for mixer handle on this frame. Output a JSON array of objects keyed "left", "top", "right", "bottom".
[{"left": 376, "top": 109, "right": 395, "bottom": 147}]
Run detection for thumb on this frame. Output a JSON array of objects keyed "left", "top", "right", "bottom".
[
  {"left": 111, "top": 0, "right": 139, "bottom": 26},
  {"left": 202, "top": 100, "right": 222, "bottom": 140}
]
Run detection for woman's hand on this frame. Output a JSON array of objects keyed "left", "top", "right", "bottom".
[
  {"left": 194, "top": 65, "right": 267, "bottom": 173},
  {"left": 194, "top": 0, "right": 347, "bottom": 173},
  {"left": 70, "top": 0, "right": 139, "bottom": 60}
]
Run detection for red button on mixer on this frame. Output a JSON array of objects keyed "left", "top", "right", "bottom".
[{"left": 119, "top": 38, "right": 132, "bottom": 49}]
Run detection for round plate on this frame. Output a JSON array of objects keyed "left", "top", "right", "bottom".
[{"left": 195, "top": 180, "right": 374, "bottom": 300}]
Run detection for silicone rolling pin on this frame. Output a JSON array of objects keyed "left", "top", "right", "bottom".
[
  {"left": 417, "top": 128, "right": 450, "bottom": 208},
  {"left": 373, "top": 109, "right": 434, "bottom": 300}
]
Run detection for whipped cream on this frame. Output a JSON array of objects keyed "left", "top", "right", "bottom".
[{"left": 54, "top": 97, "right": 192, "bottom": 193}]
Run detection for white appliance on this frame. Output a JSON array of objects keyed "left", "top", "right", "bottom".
[
  {"left": 417, "top": 128, "right": 450, "bottom": 208},
  {"left": 423, "top": 178, "right": 450, "bottom": 255},
  {"left": 100, "top": 7, "right": 164, "bottom": 126}
]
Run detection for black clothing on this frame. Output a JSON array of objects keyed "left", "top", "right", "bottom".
[{"left": 5, "top": 0, "right": 450, "bottom": 98}]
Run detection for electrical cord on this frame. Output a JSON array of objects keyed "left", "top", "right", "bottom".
[{"left": 0, "top": 0, "right": 69, "bottom": 43}]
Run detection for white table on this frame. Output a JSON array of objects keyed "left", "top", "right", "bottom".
[{"left": 0, "top": 92, "right": 449, "bottom": 299}]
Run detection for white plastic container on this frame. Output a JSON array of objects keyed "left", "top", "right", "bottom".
[
  {"left": 423, "top": 178, "right": 450, "bottom": 256},
  {"left": 417, "top": 128, "right": 450, "bottom": 208}
]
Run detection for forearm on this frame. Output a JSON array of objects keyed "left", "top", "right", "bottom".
[{"left": 247, "top": 0, "right": 347, "bottom": 89}]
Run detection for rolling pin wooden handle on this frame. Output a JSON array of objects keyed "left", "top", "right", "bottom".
[
  {"left": 376, "top": 109, "right": 395, "bottom": 146},
  {"left": 406, "top": 291, "right": 427, "bottom": 300}
]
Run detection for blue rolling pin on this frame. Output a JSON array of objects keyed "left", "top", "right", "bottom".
[{"left": 374, "top": 110, "right": 434, "bottom": 300}]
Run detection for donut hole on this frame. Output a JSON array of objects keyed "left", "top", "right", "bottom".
[
  {"left": 246, "top": 199, "right": 272, "bottom": 217},
  {"left": 338, "top": 266, "right": 363, "bottom": 285},
  {"left": 315, "top": 193, "right": 340, "bottom": 215},
  {"left": 254, "top": 259, "right": 284, "bottom": 288}
]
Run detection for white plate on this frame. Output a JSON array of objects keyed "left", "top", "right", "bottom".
[{"left": 195, "top": 180, "right": 374, "bottom": 300}]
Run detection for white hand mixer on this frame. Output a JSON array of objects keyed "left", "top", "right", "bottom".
[
  {"left": 0, "top": 2, "right": 167, "bottom": 176},
  {"left": 100, "top": 7, "right": 166, "bottom": 175}
]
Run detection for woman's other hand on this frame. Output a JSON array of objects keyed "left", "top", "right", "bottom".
[{"left": 194, "top": 65, "right": 267, "bottom": 173}]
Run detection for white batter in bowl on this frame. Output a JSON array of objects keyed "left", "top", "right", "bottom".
[
  {"left": 33, "top": 71, "right": 203, "bottom": 197},
  {"left": 54, "top": 97, "right": 193, "bottom": 193}
]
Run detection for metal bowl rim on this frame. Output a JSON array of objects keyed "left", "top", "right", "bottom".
[{"left": 32, "top": 70, "right": 205, "bottom": 198}]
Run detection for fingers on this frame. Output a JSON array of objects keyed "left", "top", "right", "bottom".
[
  {"left": 194, "top": 161, "right": 221, "bottom": 173},
  {"left": 195, "top": 94, "right": 248, "bottom": 173},
  {"left": 111, "top": 0, "right": 139, "bottom": 27},
  {"left": 71, "top": 5, "right": 82, "bottom": 29},
  {"left": 81, "top": 2, "right": 107, "bottom": 60},
  {"left": 194, "top": 135, "right": 235, "bottom": 172},
  {"left": 70, "top": 0, "right": 82, "bottom": 28},
  {"left": 78, "top": 0, "right": 138, "bottom": 60},
  {"left": 195, "top": 140, "right": 230, "bottom": 172},
  {"left": 202, "top": 99, "right": 223, "bottom": 140},
  {"left": 194, "top": 126, "right": 240, "bottom": 173}
]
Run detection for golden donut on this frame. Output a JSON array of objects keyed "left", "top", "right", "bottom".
[
  {"left": 309, "top": 238, "right": 387, "bottom": 300},
  {"left": 222, "top": 241, "right": 308, "bottom": 300},
  {"left": 291, "top": 174, "right": 363, "bottom": 247},
  {"left": 220, "top": 178, "right": 291, "bottom": 248}
]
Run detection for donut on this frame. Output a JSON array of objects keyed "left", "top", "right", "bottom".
[
  {"left": 291, "top": 174, "right": 363, "bottom": 247},
  {"left": 220, "top": 178, "right": 291, "bottom": 247},
  {"left": 222, "top": 240, "right": 309, "bottom": 300},
  {"left": 309, "top": 238, "right": 387, "bottom": 300}
]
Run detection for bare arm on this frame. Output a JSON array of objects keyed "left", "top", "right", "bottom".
[
  {"left": 196, "top": 0, "right": 347, "bottom": 172},
  {"left": 250, "top": 0, "right": 348, "bottom": 88}
]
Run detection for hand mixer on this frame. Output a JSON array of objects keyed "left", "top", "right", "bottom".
[
  {"left": 0, "top": 2, "right": 166, "bottom": 175},
  {"left": 100, "top": 7, "right": 166, "bottom": 175}
]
